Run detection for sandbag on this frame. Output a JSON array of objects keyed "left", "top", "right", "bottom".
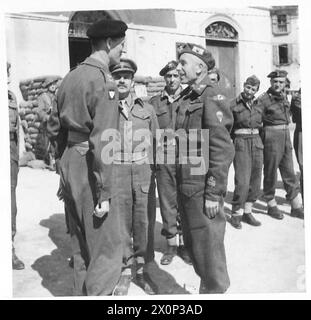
[
  {"left": 28, "top": 127, "right": 39, "bottom": 134},
  {"left": 25, "top": 113, "right": 36, "bottom": 121}
]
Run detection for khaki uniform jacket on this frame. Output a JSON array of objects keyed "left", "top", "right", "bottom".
[{"left": 49, "top": 57, "right": 120, "bottom": 203}]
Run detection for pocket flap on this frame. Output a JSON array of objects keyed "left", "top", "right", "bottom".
[
  {"left": 188, "top": 102, "right": 203, "bottom": 113},
  {"left": 155, "top": 107, "right": 168, "bottom": 116},
  {"left": 254, "top": 138, "right": 264, "bottom": 149},
  {"left": 132, "top": 110, "right": 150, "bottom": 120},
  {"left": 180, "top": 183, "right": 204, "bottom": 197}
]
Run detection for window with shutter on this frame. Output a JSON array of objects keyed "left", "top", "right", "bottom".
[
  {"left": 271, "top": 14, "right": 291, "bottom": 35},
  {"left": 273, "top": 45, "right": 280, "bottom": 66},
  {"left": 279, "top": 44, "right": 289, "bottom": 64}
]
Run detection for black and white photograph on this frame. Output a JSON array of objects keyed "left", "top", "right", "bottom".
[{"left": 0, "top": 0, "right": 309, "bottom": 299}]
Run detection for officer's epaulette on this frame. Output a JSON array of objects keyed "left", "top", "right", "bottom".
[
  {"left": 134, "top": 97, "right": 144, "bottom": 106},
  {"left": 257, "top": 92, "right": 269, "bottom": 101}
]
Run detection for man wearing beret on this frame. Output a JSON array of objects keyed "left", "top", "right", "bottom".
[
  {"left": 36, "top": 77, "right": 59, "bottom": 170},
  {"left": 7, "top": 62, "right": 25, "bottom": 270},
  {"left": 109, "top": 58, "right": 157, "bottom": 295},
  {"left": 149, "top": 61, "right": 192, "bottom": 266},
  {"left": 50, "top": 19, "right": 128, "bottom": 295},
  {"left": 258, "top": 70, "right": 303, "bottom": 220},
  {"left": 230, "top": 75, "right": 263, "bottom": 229},
  {"left": 175, "top": 43, "right": 235, "bottom": 293}
]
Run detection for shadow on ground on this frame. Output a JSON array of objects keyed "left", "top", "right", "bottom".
[
  {"left": 31, "top": 212, "right": 188, "bottom": 296},
  {"left": 31, "top": 213, "right": 73, "bottom": 296}
]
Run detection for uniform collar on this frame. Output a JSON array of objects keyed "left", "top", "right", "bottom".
[
  {"left": 161, "top": 86, "right": 183, "bottom": 101},
  {"left": 191, "top": 75, "right": 212, "bottom": 96},
  {"left": 81, "top": 57, "right": 110, "bottom": 74},
  {"left": 236, "top": 93, "right": 254, "bottom": 110},
  {"left": 121, "top": 94, "right": 143, "bottom": 109},
  {"left": 267, "top": 87, "right": 286, "bottom": 101}
]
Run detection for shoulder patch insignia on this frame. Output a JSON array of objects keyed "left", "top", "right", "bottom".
[
  {"left": 207, "top": 176, "right": 216, "bottom": 188},
  {"left": 108, "top": 90, "right": 116, "bottom": 100},
  {"left": 216, "top": 110, "right": 223, "bottom": 123}
]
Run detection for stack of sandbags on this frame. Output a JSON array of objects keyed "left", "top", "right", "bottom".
[
  {"left": 19, "top": 100, "right": 40, "bottom": 151},
  {"left": 19, "top": 75, "right": 61, "bottom": 101},
  {"left": 134, "top": 76, "right": 166, "bottom": 99},
  {"left": 19, "top": 75, "right": 62, "bottom": 152},
  {"left": 146, "top": 77, "right": 166, "bottom": 97}
]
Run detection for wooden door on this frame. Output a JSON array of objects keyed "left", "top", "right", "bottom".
[{"left": 206, "top": 40, "right": 238, "bottom": 99}]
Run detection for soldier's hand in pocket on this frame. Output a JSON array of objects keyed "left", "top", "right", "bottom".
[
  {"left": 94, "top": 200, "right": 109, "bottom": 218},
  {"left": 204, "top": 200, "right": 219, "bottom": 219}
]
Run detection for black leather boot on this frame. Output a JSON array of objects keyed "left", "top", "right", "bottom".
[{"left": 242, "top": 213, "right": 261, "bottom": 226}]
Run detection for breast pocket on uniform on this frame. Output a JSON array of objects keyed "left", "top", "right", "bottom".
[
  {"left": 132, "top": 109, "right": 151, "bottom": 131},
  {"left": 156, "top": 107, "right": 170, "bottom": 128},
  {"left": 186, "top": 102, "right": 203, "bottom": 129}
]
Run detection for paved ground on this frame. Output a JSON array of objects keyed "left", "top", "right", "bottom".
[{"left": 13, "top": 143, "right": 305, "bottom": 297}]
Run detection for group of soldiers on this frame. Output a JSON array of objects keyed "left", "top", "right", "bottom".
[{"left": 8, "top": 18, "right": 303, "bottom": 295}]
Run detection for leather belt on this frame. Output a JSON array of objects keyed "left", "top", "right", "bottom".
[
  {"left": 68, "top": 130, "right": 89, "bottom": 144},
  {"left": 114, "top": 150, "right": 148, "bottom": 163},
  {"left": 265, "top": 124, "right": 288, "bottom": 130},
  {"left": 234, "top": 128, "right": 259, "bottom": 135}
]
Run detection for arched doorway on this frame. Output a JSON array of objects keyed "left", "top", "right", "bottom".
[
  {"left": 68, "top": 11, "right": 113, "bottom": 68},
  {"left": 205, "top": 21, "right": 239, "bottom": 98}
]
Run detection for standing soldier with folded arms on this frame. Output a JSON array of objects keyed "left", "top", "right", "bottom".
[
  {"left": 52, "top": 19, "right": 128, "bottom": 296},
  {"left": 258, "top": 70, "right": 303, "bottom": 220},
  {"left": 230, "top": 75, "right": 263, "bottom": 229},
  {"left": 8, "top": 61, "right": 25, "bottom": 270},
  {"left": 149, "top": 61, "right": 192, "bottom": 266},
  {"left": 175, "top": 43, "right": 234, "bottom": 293}
]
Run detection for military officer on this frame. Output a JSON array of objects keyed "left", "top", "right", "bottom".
[
  {"left": 149, "top": 60, "right": 191, "bottom": 266},
  {"left": 175, "top": 43, "right": 235, "bottom": 293},
  {"left": 290, "top": 88, "right": 303, "bottom": 199},
  {"left": 258, "top": 70, "right": 303, "bottom": 219},
  {"left": 50, "top": 19, "right": 128, "bottom": 296},
  {"left": 110, "top": 58, "right": 157, "bottom": 295},
  {"left": 230, "top": 75, "right": 263, "bottom": 229},
  {"left": 8, "top": 62, "right": 25, "bottom": 270}
]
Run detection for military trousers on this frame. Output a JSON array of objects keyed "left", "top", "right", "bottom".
[
  {"left": 293, "top": 127, "right": 303, "bottom": 198},
  {"left": 156, "top": 164, "right": 180, "bottom": 239},
  {"left": 59, "top": 144, "right": 122, "bottom": 296},
  {"left": 232, "top": 135, "right": 263, "bottom": 211},
  {"left": 114, "top": 162, "right": 156, "bottom": 269},
  {"left": 178, "top": 179, "right": 230, "bottom": 293},
  {"left": 10, "top": 157, "right": 18, "bottom": 239},
  {"left": 263, "top": 127, "right": 300, "bottom": 202}
]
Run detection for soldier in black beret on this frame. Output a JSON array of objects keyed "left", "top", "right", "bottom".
[
  {"left": 258, "top": 70, "right": 303, "bottom": 219},
  {"left": 230, "top": 75, "right": 263, "bottom": 229},
  {"left": 149, "top": 60, "right": 192, "bottom": 266},
  {"left": 175, "top": 44, "right": 235, "bottom": 293},
  {"left": 47, "top": 19, "right": 128, "bottom": 296}
]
